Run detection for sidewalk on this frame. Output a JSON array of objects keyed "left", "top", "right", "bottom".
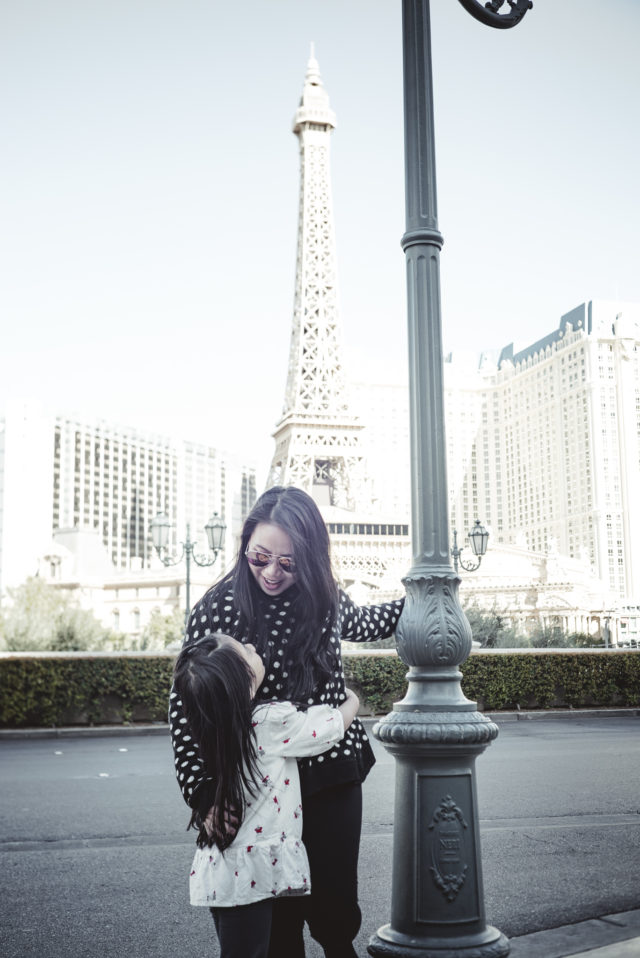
[{"left": 508, "top": 909, "right": 640, "bottom": 957}]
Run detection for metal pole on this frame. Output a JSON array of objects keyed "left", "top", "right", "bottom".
[
  {"left": 184, "top": 523, "right": 192, "bottom": 626},
  {"left": 368, "top": 2, "right": 508, "bottom": 955},
  {"left": 451, "top": 529, "right": 460, "bottom": 574}
]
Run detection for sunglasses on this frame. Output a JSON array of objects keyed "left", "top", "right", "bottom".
[{"left": 245, "top": 548, "right": 296, "bottom": 574}]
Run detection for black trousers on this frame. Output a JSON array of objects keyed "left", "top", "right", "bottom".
[
  {"left": 267, "top": 782, "right": 363, "bottom": 958},
  {"left": 211, "top": 899, "right": 273, "bottom": 958}
]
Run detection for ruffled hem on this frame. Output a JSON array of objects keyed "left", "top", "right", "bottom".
[{"left": 189, "top": 838, "right": 311, "bottom": 907}]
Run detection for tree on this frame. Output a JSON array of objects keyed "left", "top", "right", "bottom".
[
  {"left": 568, "top": 631, "right": 602, "bottom": 648},
  {"left": 528, "top": 622, "right": 569, "bottom": 649},
  {"left": 138, "top": 606, "right": 184, "bottom": 650},
  {"left": 0, "top": 577, "right": 109, "bottom": 652},
  {"left": 463, "top": 602, "right": 521, "bottom": 648}
]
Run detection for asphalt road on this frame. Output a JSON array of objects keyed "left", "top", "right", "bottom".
[{"left": 1, "top": 715, "right": 639, "bottom": 958}]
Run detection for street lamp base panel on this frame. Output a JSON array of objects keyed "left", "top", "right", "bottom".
[{"left": 368, "top": 925, "right": 510, "bottom": 958}]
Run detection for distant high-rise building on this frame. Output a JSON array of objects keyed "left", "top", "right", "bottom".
[
  {"left": 480, "top": 300, "right": 640, "bottom": 604},
  {"left": 0, "top": 401, "right": 257, "bottom": 596},
  {"left": 353, "top": 300, "right": 640, "bottom": 607}
]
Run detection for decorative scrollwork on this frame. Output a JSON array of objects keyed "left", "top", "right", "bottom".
[
  {"left": 457, "top": 0, "right": 533, "bottom": 29},
  {"left": 396, "top": 574, "right": 472, "bottom": 667}
]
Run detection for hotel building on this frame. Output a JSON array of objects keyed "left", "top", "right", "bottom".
[
  {"left": 353, "top": 300, "right": 640, "bottom": 621},
  {"left": 0, "top": 401, "right": 256, "bottom": 637}
]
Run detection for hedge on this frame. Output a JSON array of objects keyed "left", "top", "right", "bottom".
[
  {"left": 0, "top": 653, "right": 176, "bottom": 728},
  {"left": 1, "top": 650, "right": 639, "bottom": 728}
]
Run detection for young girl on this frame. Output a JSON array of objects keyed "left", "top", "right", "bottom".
[
  {"left": 172, "top": 632, "right": 360, "bottom": 958},
  {"left": 170, "top": 485, "right": 405, "bottom": 957}
]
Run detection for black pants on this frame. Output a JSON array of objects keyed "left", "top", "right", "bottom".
[
  {"left": 211, "top": 899, "right": 273, "bottom": 958},
  {"left": 267, "top": 782, "right": 363, "bottom": 958}
]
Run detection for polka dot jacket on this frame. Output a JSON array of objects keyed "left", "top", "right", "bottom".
[{"left": 169, "top": 584, "right": 404, "bottom": 806}]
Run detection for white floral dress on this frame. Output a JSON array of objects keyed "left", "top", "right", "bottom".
[{"left": 188, "top": 701, "right": 345, "bottom": 907}]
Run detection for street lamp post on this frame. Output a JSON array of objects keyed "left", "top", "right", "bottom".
[
  {"left": 150, "top": 512, "right": 226, "bottom": 625},
  {"left": 451, "top": 520, "right": 490, "bottom": 574},
  {"left": 368, "top": 2, "right": 531, "bottom": 957}
]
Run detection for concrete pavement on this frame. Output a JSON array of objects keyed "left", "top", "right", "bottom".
[{"left": 1, "top": 710, "right": 639, "bottom": 958}]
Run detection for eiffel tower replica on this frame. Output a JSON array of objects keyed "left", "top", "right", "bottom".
[{"left": 267, "top": 49, "right": 408, "bottom": 600}]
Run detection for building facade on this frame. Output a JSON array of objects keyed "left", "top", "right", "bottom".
[
  {"left": 352, "top": 300, "right": 640, "bottom": 612},
  {"left": 0, "top": 401, "right": 257, "bottom": 635},
  {"left": 448, "top": 300, "right": 639, "bottom": 606}
]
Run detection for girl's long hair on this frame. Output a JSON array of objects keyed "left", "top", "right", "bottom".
[
  {"left": 173, "top": 634, "right": 261, "bottom": 851},
  {"left": 210, "top": 486, "right": 339, "bottom": 700}
]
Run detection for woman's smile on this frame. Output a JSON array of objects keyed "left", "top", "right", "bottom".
[{"left": 246, "top": 522, "right": 296, "bottom": 597}]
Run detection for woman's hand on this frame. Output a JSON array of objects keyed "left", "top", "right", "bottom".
[
  {"left": 203, "top": 805, "right": 240, "bottom": 841},
  {"left": 339, "top": 687, "right": 360, "bottom": 729}
]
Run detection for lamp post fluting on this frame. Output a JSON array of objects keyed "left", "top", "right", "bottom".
[
  {"left": 368, "top": 2, "right": 531, "bottom": 956},
  {"left": 451, "top": 520, "right": 490, "bottom": 574},
  {"left": 150, "top": 512, "right": 226, "bottom": 625}
]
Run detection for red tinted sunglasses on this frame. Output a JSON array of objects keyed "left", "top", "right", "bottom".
[{"left": 245, "top": 548, "right": 296, "bottom": 574}]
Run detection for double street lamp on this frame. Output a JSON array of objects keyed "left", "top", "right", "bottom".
[
  {"left": 368, "top": 2, "right": 532, "bottom": 956},
  {"left": 451, "top": 520, "right": 490, "bottom": 574},
  {"left": 150, "top": 512, "right": 226, "bottom": 625}
]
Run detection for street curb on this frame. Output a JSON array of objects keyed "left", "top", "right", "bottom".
[
  {"left": 485, "top": 707, "right": 640, "bottom": 722},
  {"left": 1, "top": 708, "right": 638, "bottom": 740},
  {"left": 508, "top": 908, "right": 640, "bottom": 958},
  {"left": 0, "top": 723, "right": 170, "bottom": 740}
]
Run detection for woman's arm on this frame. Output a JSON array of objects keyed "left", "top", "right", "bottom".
[
  {"left": 338, "top": 687, "right": 360, "bottom": 729},
  {"left": 169, "top": 685, "right": 211, "bottom": 808},
  {"left": 339, "top": 590, "right": 405, "bottom": 643},
  {"left": 169, "top": 595, "right": 219, "bottom": 808}
]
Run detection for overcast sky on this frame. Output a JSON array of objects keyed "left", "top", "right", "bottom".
[{"left": 2, "top": 0, "right": 639, "bottom": 483}]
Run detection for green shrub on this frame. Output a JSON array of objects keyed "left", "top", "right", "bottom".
[
  {"left": 344, "top": 651, "right": 640, "bottom": 715},
  {"left": 344, "top": 654, "right": 408, "bottom": 714},
  {"left": 1, "top": 650, "right": 639, "bottom": 727},
  {"left": 462, "top": 652, "right": 640, "bottom": 711},
  {"left": 0, "top": 655, "right": 175, "bottom": 727}
]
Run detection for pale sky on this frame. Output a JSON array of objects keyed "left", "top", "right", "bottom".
[{"left": 2, "top": 0, "right": 639, "bottom": 485}]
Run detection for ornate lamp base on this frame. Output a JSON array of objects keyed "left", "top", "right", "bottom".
[
  {"left": 368, "top": 926, "right": 509, "bottom": 958},
  {"left": 366, "top": 705, "right": 509, "bottom": 958}
]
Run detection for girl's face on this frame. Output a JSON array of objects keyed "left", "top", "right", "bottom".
[
  {"left": 218, "top": 635, "right": 265, "bottom": 693},
  {"left": 245, "top": 522, "right": 296, "bottom": 597}
]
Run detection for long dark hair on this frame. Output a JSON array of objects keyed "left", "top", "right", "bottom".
[
  {"left": 211, "top": 486, "right": 339, "bottom": 700},
  {"left": 173, "top": 634, "right": 261, "bottom": 851}
]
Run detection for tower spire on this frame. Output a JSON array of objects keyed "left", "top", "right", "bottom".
[{"left": 267, "top": 52, "right": 364, "bottom": 511}]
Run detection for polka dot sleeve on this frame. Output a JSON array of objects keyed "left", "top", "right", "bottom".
[
  {"left": 168, "top": 594, "right": 226, "bottom": 808},
  {"left": 338, "top": 591, "right": 404, "bottom": 642}
]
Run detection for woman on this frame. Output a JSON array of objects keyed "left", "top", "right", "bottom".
[{"left": 170, "top": 485, "right": 404, "bottom": 957}]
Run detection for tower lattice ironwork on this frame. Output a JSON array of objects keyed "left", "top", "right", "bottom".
[
  {"left": 267, "top": 50, "right": 366, "bottom": 512},
  {"left": 267, "top": 50, "right": 408, "bottom": 598}
]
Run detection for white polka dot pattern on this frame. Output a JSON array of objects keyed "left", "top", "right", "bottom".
[{"left": 169, "top": 587, "right": 404, "bottom": 805}]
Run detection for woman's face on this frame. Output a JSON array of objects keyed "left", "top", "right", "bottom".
[{"left": 245, "top": 521, "right": 296, "bottom": 598}]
